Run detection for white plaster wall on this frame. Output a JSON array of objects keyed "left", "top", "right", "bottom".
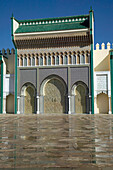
[
  {"left": 3, "top": 74, "right": 14, "bottom": 97},
  {"left": 94, "top": 43, "right": 111, "bottom": 114},
  {"left": 94, "top": 43, "right": 111, "bottom": 71},
  {"left": 13, "top": 18, "right": 19, "bottom": 34}
]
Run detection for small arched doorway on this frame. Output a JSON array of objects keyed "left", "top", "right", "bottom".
[
  {"left": 97, "top": 93, "right": 109, "bottom": 114},
  {"left": 71, "top": 82, "right": 88, "bottom": 114},
  {"left": 75, "top": 85, "right": 86, "bottom": 113},
  {"left": 40, "top": 76, "right": 67, "bottom": 114},
  {"left": 21, "top": 83, "right": 35, "bottom": 114},
  {"left": 6, "top": 94, "right": 14, "bottom": 113}
]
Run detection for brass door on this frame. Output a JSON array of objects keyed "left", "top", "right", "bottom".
[
  {"left": 75, "top": 85, "right": 86, "bottom": 113},
  {"left": 25, "top": 87, "right": 34, "bottom": 114},
  {"left": 44, "top": 79, "right": 65, "bottom": 113}
]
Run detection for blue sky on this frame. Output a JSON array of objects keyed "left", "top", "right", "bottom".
[{"left": 0, "top": 0, "right": 113, "bottom": 50}]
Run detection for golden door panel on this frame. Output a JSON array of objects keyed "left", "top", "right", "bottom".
[
  {"left": 75, "top": 85, "right": 86, "bottom": 113},
  {"left": 25, "top": 87, "right": 34, "bottom": 114},
  {"left": 6, "top": 94, "right": 14, "bottom": 113},
  {"left": 44, "top": 79, "right": 65, "bottom": 113},
  {"left": 97, "top": 93, "right": 109, "bottom": 114}
]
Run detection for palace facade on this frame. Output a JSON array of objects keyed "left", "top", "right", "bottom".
[{"left": 1, "top": 9, "right": 113, "bottom": 114}]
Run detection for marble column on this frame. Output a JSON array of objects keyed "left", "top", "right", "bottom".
[
  {"left": 36, "top": 96, "right": 40, "bottom": 114},
  {"left": 3, "top": 97, "right": 6, "bottom": 114},
  {"left": 17, "top": 96, "right": 20, "bottom": 114},
  {"left": 108, "top": 97, "right": 111, "bottom": 114},
  {"left": 68, "top": 95, "right": 71, "bottom": 114},
  {"left": 89, "top": 95, "right": 92, "bottom": 114}
]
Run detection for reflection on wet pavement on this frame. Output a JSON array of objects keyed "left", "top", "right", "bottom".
[{"left": 0, "top": 114, "right": 113, "bottom": 168}]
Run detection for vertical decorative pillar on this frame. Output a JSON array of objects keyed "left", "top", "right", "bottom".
[
  {"left": 72, "top": 53, "right": 74, "bottom": 65},
  {"left": 27, "top": 55, "right": 29, "bottom": 66},
  {"left": 47, "top": 54, "right": 48, "bottom": 66},
  {"left": 55, "top": 55, "right": 56, "bottom": 65},
  {"left": 89, "top": 95, "right": 92, "bottom": 114},
  {"left": 23, "top": 55, "right": 24, "bottom": 66},
  {"left": 68, "top": 65, "right": 71, "bottom": 114},
  {"left": 51, "top": 53, "right": 53, "bottom": 65},
  {"left": 110, "top": 50, "right": 113, "bottom": 114},
  {"left": 11, "top": 15, "right": 18, "bottom": 114},
  {"left": 68, "top": 96, "right": 71, "bottom": 114},
  {"left": 15, "top": 48, "right": 17, "bottom": 114},
  {"left": 3, "top": 97, "right": 6, "bottom": 114},
  {"left": 0, "top": 57, "right": 3, "bottom": 113},
  {"left": 17, "top": 96, "right": 20, "bottom": 114},
  {"left": 89, "top": 7, "right": 94, "bottom": 114},
  {"left": 36, "top": 96, "right": 40, "bottom": 114}
]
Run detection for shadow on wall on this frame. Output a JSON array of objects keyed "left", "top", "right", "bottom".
[{"left": 95, "top": 54, "right": 110, "bottom": 71}]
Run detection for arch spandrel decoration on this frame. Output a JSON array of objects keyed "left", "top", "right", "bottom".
[
  {"left": 21, "top": 83, "right": 36, "bottom": 114},
  {"left": 40, "top": 75, "right": 67, "bottom": 114}
]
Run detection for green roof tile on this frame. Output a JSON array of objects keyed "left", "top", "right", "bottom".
[{"left": 14, "top": 14, "right": 89, "bottom": 33}]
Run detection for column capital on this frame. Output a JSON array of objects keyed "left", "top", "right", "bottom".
[{"left": 36, "top": 95, "right": 40, "bottom": 99}]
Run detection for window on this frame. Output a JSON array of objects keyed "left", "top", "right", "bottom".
[
  {"left": 32, "top": 57, "right": 35, "bottom": 66},
  {"left": 64, "top": 55, "right": 68, "bottom": 64},
  {"left": 17, "top": 58, "right": 19, "bottom": 66},
  {"left": 20, "top": 57, "right": 23, "bottom": 66},
  {"left": 56, "top": 55, "right": 59, "bottom": 65},
  {"left": 77, "top": 54, "right": 80, "bottom": 64},
  {"left": 80, "top": 54, "right": 85, "bottom": 64},
  {"left": 48, "top": 56, "right": 51, "bottom": 65},
  {"left": 24, "top": 57, "right": 27, "bottom": 66},
  {"left": 40, "top": 57, "right": 43, "bottom": 65},
  {"left": 52, "top": 56, "right": 55, "bottom": 65},
  {"left": 73, "top": 55, "right": 76, "bottom": 64}
]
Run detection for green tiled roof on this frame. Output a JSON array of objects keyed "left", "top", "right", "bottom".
[{"left": 15, "top": 14, "right": 89, "bottom": 33}]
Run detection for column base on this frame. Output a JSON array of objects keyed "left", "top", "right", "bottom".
[
  {"left": 3, "top": 112, "right": 6, "bottom": 114},
  {"left": 36, "top": 111, "right": 40, "bottom": 114},
  {"left": 109, "top": 111, "right": 112, "bottom": 114},
  {"left": 17, "top": 111, "right": 20, "bottom": 114},
  {"left": 68, "top": 111, "right": 71, "bottom": 114}
]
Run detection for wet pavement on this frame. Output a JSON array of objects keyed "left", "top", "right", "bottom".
[{"left": 0, "top": 114, "right": 113, "bottom": 169}]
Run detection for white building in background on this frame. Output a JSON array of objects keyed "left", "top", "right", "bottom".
[{"left": 94, "top": 42, "right": 112, "bottom": 114}]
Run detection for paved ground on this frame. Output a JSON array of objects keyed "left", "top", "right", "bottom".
[{"left": 0, "top": 114, "right": 113, "bottom": 169}]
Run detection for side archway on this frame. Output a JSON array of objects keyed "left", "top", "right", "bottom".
[
  {"left": 6, "top": 94, "right": 14, "bottom": 113},
  {"left": 71, "top": 82, "right": 88, "bottom": 113},
  {"left": 97, "top": 93, "right": 109, "bottom": 114},
  {"left": 40, "top": 75, "right": 67, "bottom": 114},
  {"left": 21, "top": 83, "right": 36, "bottom": 114}
]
